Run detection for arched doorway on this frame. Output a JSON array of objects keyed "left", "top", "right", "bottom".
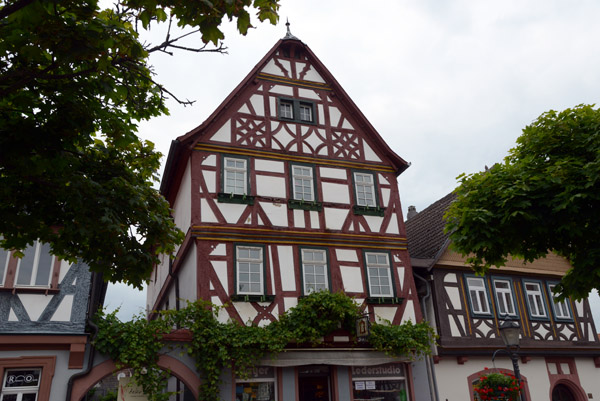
[{"left": 552, "top": 384, "right": 577, "bottom": 401}]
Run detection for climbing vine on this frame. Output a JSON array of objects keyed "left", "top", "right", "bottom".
[{"left": 94, "top": 292, "right": 435, "bottom": 401}]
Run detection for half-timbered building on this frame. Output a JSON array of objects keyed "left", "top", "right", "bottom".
[
  {"left": 148, "top": 27, "right": 427, "bottom": 401},
  {"left": 405, "top": 193, "right": 600, "bottom": 401},
  {"left": 0, "top": 242, "right": 106, "bottom": 401}
]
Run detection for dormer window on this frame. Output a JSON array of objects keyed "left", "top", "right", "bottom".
[
  {"left": 278, "top": 98, "right": 315, "bottom": 124},
  {"left": 15, "top": 241, "right": 54, "bottom": 287},
  {"left": 279, "top": 101, "right": 294, "bottom": 119},
  {"left": 299, "top": 103, "right": 312, "bottom": 122}
]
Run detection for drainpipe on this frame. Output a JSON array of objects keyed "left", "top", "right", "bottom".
[
  {"left": 414, "top": 272, "right": 440, "bottom": 401},
  {"left": 66, "top": 272, "right": 107, "bottom": 401}
]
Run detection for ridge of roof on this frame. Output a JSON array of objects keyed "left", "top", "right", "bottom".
[{"left": 405, "top": 192, "right": 456, "bottom": 261}]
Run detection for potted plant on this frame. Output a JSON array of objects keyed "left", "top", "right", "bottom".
[{"left": 474, "top": 369, "right": 523, "bottom": 401}]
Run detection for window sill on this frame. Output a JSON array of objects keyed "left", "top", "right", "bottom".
[
  {"left": 353, "top": 205, "right": 386, "bottom": 216},
  {"left": 217, "top": 193, "right": 255, "bottom": 205},
  {"left": 365, "top": 297, "right": 403, "bottom": 305},
  {"left": 288, "top": 199, "right": 322, "bottom": 211},
  {"left": 0, "top": 287, "right": 59, "bottom": 294},
  {"left": 231, "top": 294, "right": 275, "bottom": 303}
]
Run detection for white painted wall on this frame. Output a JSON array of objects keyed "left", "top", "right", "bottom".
[
  {"left": 173, "top": 160, "right": 192, "bottom": 234},
  {"left": 576, "top": 358, "right": 600, "bottom": 400},
  {"left": 177, "top": 242, "right": 197, "bottom": 305},
  {"left": 434, "top": 356, "right": 558, "bottom": 401},
  {"left": 321, "top": 182, "right": 350, "bottom": 204},
  {"left": 256, "top": 176, "right": 286, "bottom": 198}
]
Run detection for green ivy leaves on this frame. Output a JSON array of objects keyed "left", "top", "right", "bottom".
[{"left": 94, "top": 292, "right": 435, "bottom": 401}]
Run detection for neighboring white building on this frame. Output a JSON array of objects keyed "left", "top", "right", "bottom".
[{"left": 406, "top": 193, "right": 600, "bottom": 401}]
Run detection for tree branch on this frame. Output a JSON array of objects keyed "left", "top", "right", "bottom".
[{"left": 0, "top": 0, "right": 35, "bottom": 20}]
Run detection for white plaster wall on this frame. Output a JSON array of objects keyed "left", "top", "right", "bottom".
[
  {"left": 210, "top": 120, "right": 231, "bottom": 143},
  {"left": 50, "top": 294, "right": 73, "bottom": 321},
  {"left": 250, "top": 94, "right": 265, "bottom": 116},
  {"left": 177, "top": 243, "right": 197, "bottom": 304},
  {"left": 277, "top": 246, "right": 296, "bottom": 292},
  {"left": 218, "top": 202, "right": 246, "bottom": 224},
  {"left": 324, "top": 208, "right": 348, "bottom": 231},
  {"left": 255, "top": 159, "right": 284, "bottom": 173},
  {"left": 434, "top": 357, "right": 552, "bottom": 401},
  {"left": 340, "top": 266, "right": 363, "bottom": 293},
  {"left": 260, "top": 202, "right": 288, "bottom": 226},
  {"left": 17, "top": 294, "right": 51, "bottom": 321},
  {"left": 261, "top": 58, "right": 285, "bottom": 76},
  {"left": 576, "top": 357, "right": 600, "bottom": 399},
  {"left": 322, "top": 182, "right": 350, "bottom": 204},
  {"left": 58, "top": 260, "right": 71, "bottom": 284},
  {"left": 256, "top": 175, "right": 286, "bottom": 198},
  {"left": 301, "top": 64, "right": 325, "bottom": 83},
  {"left": 298, "top": 88, "right": 320, "bottom": 100},
  {"left": 173, "top": 160, "right": 192, "bottom": 233},
  {"left": 269, "top": 84, "right": 293, "bottom": 96}
]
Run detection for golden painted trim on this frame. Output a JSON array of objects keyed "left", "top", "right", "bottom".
[
  {"left": 194, "top": 144, "right": 396, "bottom": 173},
  {"left": 487, "top": 277, "right": 500, "bottom": 336},
  {"left": 193, "top": 225, "right": 407, "bottom": 242},
  {"left": 192, "top": 231, "right": 406, "bottom": 247},
  {"left": 458, "top": 275, "right": 472, "bottom": 335},
  {"left": 514, "top": 282, "right": 531, "bottom": 337},
  {"left": 257, "top": 73, "right": 332, "bottom": 90},
  {"left": 193, "top": 236, "right": 406, "bottom": 250},
  {"left": 570, "top": 298, "right": 582, "bottom": 339},
  {"left": 542, "top": 286, "right": 558, "bottom": 338}
]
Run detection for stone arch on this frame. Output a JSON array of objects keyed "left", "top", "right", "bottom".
[
  {"left": 69, "top": 355, "right": 200, "bottom": 401},
  {"left": 550, "top": 379, "right": 588, "bottom": 401}
]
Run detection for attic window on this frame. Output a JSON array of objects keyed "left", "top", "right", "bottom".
[{"left": 278, "top": 98, "right": 315, "bottom": 124}]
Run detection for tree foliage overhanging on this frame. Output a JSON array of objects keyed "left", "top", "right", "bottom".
[
  {"left": 445, "top": 104, "right": 600, "bottom": 300},
  {"left": 0, "top": 0, "right": 280, "bottom": 287}
]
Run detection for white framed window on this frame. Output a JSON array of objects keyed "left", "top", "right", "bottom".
[
  {"left": 236, "top": 246, "right": 263, "bottom": 295},
  {"left": 493, "top": 279, "right": 517, "bottom": 317},
  {"left": 0, "top": 247, "right": 9, "bottom": 287},
  {"left": 291, "top": 165, "right": 314, "bottom": 201},
  {"left": 299, "top": 103, "right": 313, "bottom": 122},
  {"left": 223, "top": 157, "right": 248, "bottom": 195},
  {"left": 1, "top": 368, "right": 41, "bottom": 401},
  {"left": 301, "top": 249, "right": 328, "bottom": 294},
  {"left": 365, "top": 252, "right": 393, "bottom": 297},
  {"left": 466, "top": 277, "right": 490, "bottom": 315},
  {"left": 15, "top": 241, "right": 53, "bottom": 287},
  {"left": 235, "top": 366, "right": 277, "bottom": 401},
  {"left": 354, "top": 172, "right": 376, "bottom": 207},
  {"left": 524, "top": 282, "right": 547, "bottom": 318},
  {"left": 279, "top": 101, "right": 293, "bottom": 119},
  {"left": 548, "top": 284, "right": 572, "bottom": 320}
]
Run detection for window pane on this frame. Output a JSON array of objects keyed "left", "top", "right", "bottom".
[
  {"left": 35, "top": 242, "right": 53, "bottom": 286},
  {"left": 0, "top": 248, "right": 8, "bottom": 285},
  {"left": 16, "top": 244, "right": 36, "bottom": 285}
]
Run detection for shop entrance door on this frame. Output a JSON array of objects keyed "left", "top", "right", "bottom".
[{"left": 298, "top": 366, "right": 330, "bottom": 401}]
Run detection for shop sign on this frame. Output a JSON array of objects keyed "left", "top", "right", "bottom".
[
  {"left": 118, "top": 377, "right": 149, "bottom": 401},
  {"left": 351, "top": 363, "right": 405, "bottom": 378}
]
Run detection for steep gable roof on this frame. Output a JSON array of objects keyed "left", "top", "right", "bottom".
[
  {"left": 405, "top": 192, "right": 456, "bottom": 267},
  {"left": 160, "top": 35, "right": 409, "bottom": 200}
]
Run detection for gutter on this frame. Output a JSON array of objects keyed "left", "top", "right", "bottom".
[{"left": 65, "top": 272, "right": 107, "bottom": 401}]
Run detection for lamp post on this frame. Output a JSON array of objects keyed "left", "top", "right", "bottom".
[{"left": 495, "top": 320, "right": 526, "bottom": 401}]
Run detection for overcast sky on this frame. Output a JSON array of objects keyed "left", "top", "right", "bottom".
[{"left": 103, "top": 0, "right": 600, "bottom": 325}]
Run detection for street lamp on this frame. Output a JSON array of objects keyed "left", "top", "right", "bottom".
[{"left": 494, "top": 320, "right": 526, "bottom": 401}]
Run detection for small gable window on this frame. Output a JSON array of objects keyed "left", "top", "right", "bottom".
[
  {"left": 0, "top": 247, "right": 8, "bottom": 287},
  {"left": 466, "top": 276, "right": 491, "bottom": 316},
  {"left": 492, "top": 278, "right": 518, "bottom": 318},
  {"left": 301, "top": 248, "right": 329, "bottom": 295},
  {"left": 548, "top": 283, "right": 572, "bottom": 320},
  {"left": 523, "top": 281, "right": 547, "bottom": 319},
  {"left": 292, "top": 165, "right": 314, "bottom": 201},
  {"left": 352, "top": 171, "right": 385, "bottom": 216},
  {"left": 279, "top": 100, "right": 294, "bottom": 119},
  {"left": 278, "top": 98, "right": 315, "bottom": 124},
  {"left": 218, "top": 156, "right": 254, "bottom": 205},
  {"left": 365, "top": 252, "right": 393, "bottom": 297},
  {"left": 236, "top": 246, "right": 264, "bottom": 295},
  {"left": 15, "top": 241, "right": 54, "bottom": 287}
]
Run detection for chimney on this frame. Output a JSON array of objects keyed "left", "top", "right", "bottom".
[{"left": 407, "top": 205, "right": 418, "bottom": 220}]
